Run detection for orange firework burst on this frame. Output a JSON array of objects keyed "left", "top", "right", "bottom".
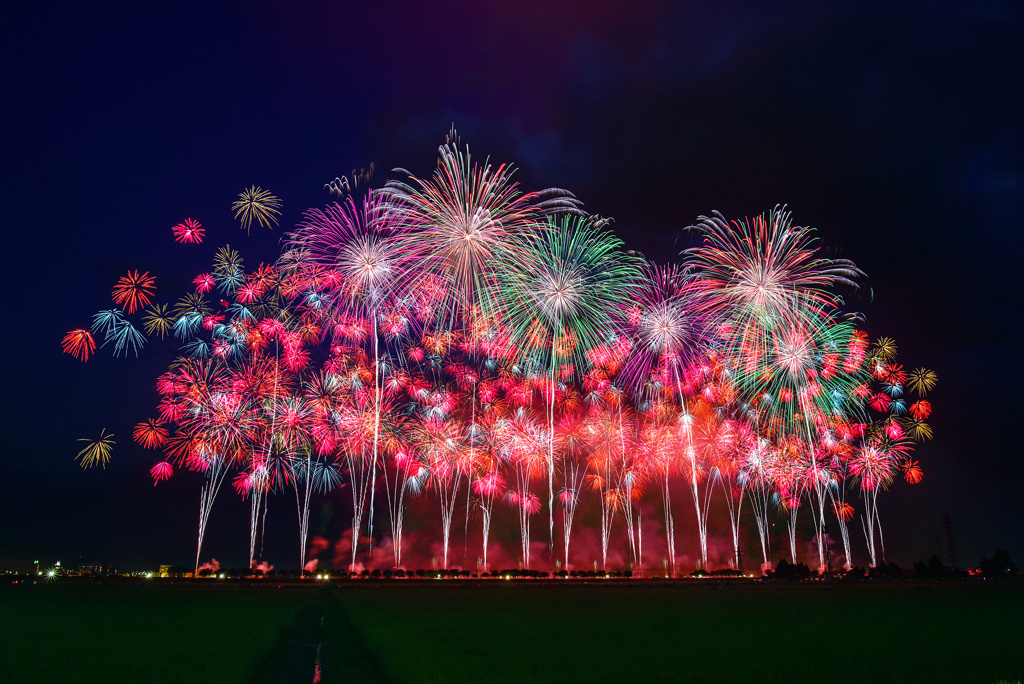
[
  {"left": 62, "top": 329, "right": 95, "bottom": 361},
  {"left": 909, "top": 400, "right": 932, "bottom": 420},
  {"left": 833, "top": 501, "right": 856, "bottom": 521},
  {"left": 133, "top": 419, "right": 169, "bottom": 449},
  {"left": 112, "top": 270, "right": 156, "bottom": 314}
]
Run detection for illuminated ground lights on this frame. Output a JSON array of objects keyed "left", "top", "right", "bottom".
[{"left": 65, "top": 132, "right": 935, "bottom": 575}]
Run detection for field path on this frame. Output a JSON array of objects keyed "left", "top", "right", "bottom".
[
  {"left": 321, "top": 588, "right": 392, "bottom": 683},
  {"left": 248, "top": 587, "right": 391, "bottom": 684}
]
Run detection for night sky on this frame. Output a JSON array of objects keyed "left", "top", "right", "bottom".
[{"left": 4, "top": 1, "right": 1021, "bottom": 572}]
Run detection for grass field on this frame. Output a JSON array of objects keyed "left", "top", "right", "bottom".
[
  {"left": 2, "top": 580, "right": 1022, "bottom": 683},
  {"left": 1, "top": 582, "right": 316, "bottom": 683}
]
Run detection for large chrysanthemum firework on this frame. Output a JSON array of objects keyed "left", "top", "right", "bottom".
[
  {"left": 504, "top": 214, "right": 642, "bottom": 369},
  {"left": 686, "top": 208, "right": 868, "bottom": 432},
  {"left": 383, "top": 128, "right": 581, "bottom": 331},
  {"left": 617, "top": 262, "right": 711, "bottom": 394},
  {"left": 687, "top": 206, "right": 862, "bottom": 331},
  {"left": 285, "top": 192, "right": 411, "bottom": 333}
]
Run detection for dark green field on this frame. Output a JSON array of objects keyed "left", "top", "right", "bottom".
[{"left": 2, "top": 580, "right": 1022, "bottom": 683}]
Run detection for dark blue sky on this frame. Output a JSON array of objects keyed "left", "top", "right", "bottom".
[{"left": 4, "top": 0, "right": 1021, "bottom": 571}]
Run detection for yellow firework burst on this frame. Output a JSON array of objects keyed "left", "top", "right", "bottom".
[
  {"left": 76, "top": 429, "right": 115, "bottom": 469},
  {"left": 870, "top": 337, "right": 897, "bottom": 362},
  {"left": 142, "top": 303, "right": 173, "bottom": 339},
  {"left": 232, "top": 186, "right": 282, "bottom": 234},
  {"left": 905, "top": 419, "right": 933, "bottom": 441},
  {"left": 907, "top": 367, "right": 937, "bottom": 396}
]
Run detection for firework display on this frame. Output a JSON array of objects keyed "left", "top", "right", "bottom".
[{"left": 65, "top": 132, "right": 936, "bottom": 575}]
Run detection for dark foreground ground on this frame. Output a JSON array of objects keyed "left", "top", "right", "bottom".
[{"left": 2, "top": 579, "right": 1022, "bottom": 683}]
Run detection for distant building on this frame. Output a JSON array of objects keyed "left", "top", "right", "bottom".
[
  {"left": 79, "top": 563, "right": 116, "bottom": 576},
  {"left": 36, "top": 561, "right": 68, "bottom": 577}
]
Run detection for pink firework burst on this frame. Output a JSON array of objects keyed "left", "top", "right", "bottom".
[
  {"left": 172, "top": 218, "right": 205, "bottom": 244},
  {"left": 150, "top": 461, "right": 173, "bottom": 485}
]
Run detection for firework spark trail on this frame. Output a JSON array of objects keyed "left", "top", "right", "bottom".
[
  {"left": 474, "top": 470, "right": 503, "bottom": 573},
  {"left": 678, "top": 403, "right": 714, "bottom": 571},
  {"left": 336, "top": 399, "right": 378, "bottom": 572},
  {"left": 195, "top": 456, "right": 230, "bottom": 574},
  {"left": 293, "top": 455, "right": 343, "bottom": 570},
  {"left": 468, "top": 408, "right": 506, "bottom": 572},
  {"left": 559, "top": 462, "right": 584, "bottom": 569},
  {"left": 248, "top": 349, "right": 284, "bottom": 569},
  {"left": 787, "top": 504, "right": 800, "bottom": 564},
  {"left": 417, "top": 413, "right": 466, "bottom": 570},
  {"left": 829, "top": 486, "right": 855, "bottom": 570},
  {"left": 244, "top": 463, "right": 269, "bottom": 568},
  {"left": 748, "top": 478, "right": 774, "bottom": 570},
  {"left": 384, "top": 450, "right": 422, "bottom": 569},
  {"left": 497, "top": 410, "right": 547, "bottom": 569},
  {"left": 582, "top": 406, "right": 623, "bottom": 572},
  {"left": 504, "top": 214, "right": 642, "bottom": 558},
  {"left": 557, "top": 413, "right": 588, "bottom": 569},
  {"left": 719, "top": 471, "right": 747, "bottom": 571},
  {"left": 294, "top": 450, "right": 314, "bottom": 570},
  {"left": 285, "top": 193, "right": 413, "bottom": 566}
]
